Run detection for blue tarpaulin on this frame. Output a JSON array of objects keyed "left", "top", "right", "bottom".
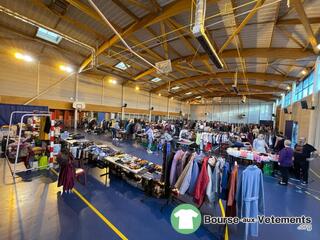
[{"left": 0, "top": 104, "right": 48, "bottom": 126}]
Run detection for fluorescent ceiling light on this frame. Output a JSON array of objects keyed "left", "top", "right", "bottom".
[
  {"left": 59, "top": 65, "right": 73, "bottom": 73},
  {"left": 115, "top": 61, "right": 130, "bottom": 70},
  {"left": 151, "top": 77, "right": 161, "bottom": 82},
  {"left": 36, "top": 27, "right": 62, "bottom": 44},
  {"left": 171, "top": 86, "right": 180, "bottom": 90},
  {"left": 109, "top": 79, "right": 117, "bottom": 84},
  {"left": 301, "top": 69, "right": 307, "bottom": 75},
  {"left": 195, "top": 96, "right": 201, "bottom": 99},
  {"left": 185, "top": 92, "right": 192, "bottom": 95},
  {"left": 15, "top": 52, "right": 34, "bottom": 62}
]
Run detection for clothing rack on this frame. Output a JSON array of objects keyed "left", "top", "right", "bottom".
[{"left": 5, "top": 111, "right": 53, "bottom": 178}]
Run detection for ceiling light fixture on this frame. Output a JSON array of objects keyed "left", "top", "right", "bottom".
[
  {"left": 185, "top": 92, "right": 192, "bottom": 95},
  {"left": 135, "top": 86, "right": 140, "bottom": 91},
  {"left": 171, "top": 86, "right": 180, "bottom": 90},
  {"left": 301, "top": 69, "right": 307, "bottom": 75},
  {"left": 158, "top": 93, "right": 161, "bottom": 96},
  {"left": 195, "top": 96, "right": 201, "bottom": 99},
  {"left": 15, "top": 52, "right": 34, "bottom": 62},
  {"left": 109, "top": 79, "right": 117, "bottom": 84},
  {"left": 286, "top": 85, "right": 291, "bottom": 90},
  {"left": 317, "top": 43, "right": 320, "bottom": 50},
  {"left": 59, "top": 65, "right": 73, "bottom": 73}
]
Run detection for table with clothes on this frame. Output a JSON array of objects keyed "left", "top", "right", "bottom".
[
  {"left": 104, "top": 153, "right": 165, "bottom": 197},
  {"left": 163, "top": 146, "right": 265, "bottom": 239},
  {"left": 227, "top": 147, "right": 279, "bottom": 176}
]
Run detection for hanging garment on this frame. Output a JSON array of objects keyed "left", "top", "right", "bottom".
[
  {"left": 58, "top": 161, "right": 75, "bottom": 192},
  {"left": 205, "top": 142, "right": 212, "bottom": 152},
  {"left": 39, "top": 117, "right": 49, "bottom": 140},
  {"left": 237, "top": 165, "right": 265, "bottom": 239},
  {"left": 212, "top": 157, "right": 225, "bottom": 199},
  {"left": 196, "top": 133, "right": 201, "bottom": 145},
  {"left": 187, "top": 153, "right": 202, "bottom": 195},
  {"left": 44, "top": 116, "right": 51, "bottom": 133},
  {"left": 226, "top": 165, "right": 238, "bottom": 217},
  {"left": 205, "top": 157, "right": 217, "bottom": 203},
  {"left": 220, "top": 161, "right": 230, "bottom": 200},
  {"left": 175, "top": 153, "right": 194, "bottom": 191},
  {"left": 176, "top": 151, "right": 191, "bottom": 180},
  {"left": 161, "top": 142, "right": 174, "bottom": 197},
  {"left": 194, "top": 157, "right": 210, "bottom": 205},
  {"left": 169, "top": 150, "right": 185, "bottom": 186},
  {"left": 176, "top": 153, "right": 196, "bottom": 194}
]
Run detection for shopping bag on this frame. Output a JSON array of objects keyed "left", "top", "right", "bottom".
[{"left": 39, "top": 155, "right": 48, "bottom": 170}]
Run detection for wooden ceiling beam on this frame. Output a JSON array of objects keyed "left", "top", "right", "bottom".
[
  {"left": 219, "top": 0, "right": 266, "bottom": 53},
  {"left": 134, "top": 48, "right": 314, "bottom": 80},
  {"left": 79, "top": 0, "right": 218, "bottom": 71},
  {"left": 169, "top": 84, "right": 284, "bottom": 98},
  {"left": 151, "top": 72, "right": 298, "bottom": 93},
  {"left": 183, "top": 92, "right": 276, "bottom": 101},
  {"left": 291, "top": 0, "right": 319, "bottom": 53}
]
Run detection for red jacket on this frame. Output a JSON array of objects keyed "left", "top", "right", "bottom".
[{"left": 194, "top": 157, "right": 209, "bottom": 205}]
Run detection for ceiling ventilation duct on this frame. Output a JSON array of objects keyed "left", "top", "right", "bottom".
[{"left": 192, "top": 0, "right": 224, "bottom": 69}]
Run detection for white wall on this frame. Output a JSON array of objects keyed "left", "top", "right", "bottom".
[
  {"left": 0, "top": 53, "right": 189, "bottom": 115},
  {"left": 190, "top": 98, "right": 273, "bottom": 124}
]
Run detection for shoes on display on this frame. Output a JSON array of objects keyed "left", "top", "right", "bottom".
[
  {"left": 147, "top": 150, "right": 153, "bottom": 154},
  {"left": 301, "top": 181, "right": 308, "bottom": 186}
]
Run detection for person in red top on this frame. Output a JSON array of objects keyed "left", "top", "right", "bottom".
[{"left": 194, "top": 157, "right": 209, "bottom": 205}]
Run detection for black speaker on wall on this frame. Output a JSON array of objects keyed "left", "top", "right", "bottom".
[
  {"left": 284, "top": 108, "right": 288, "bottom": 114},
  {"left": 301, "top": 100, "right": 308, "bottom": 109},
  {"left": 122, "top": 103, "right": 127, "bottom": 108}
]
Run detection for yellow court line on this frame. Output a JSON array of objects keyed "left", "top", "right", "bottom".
[
  {"left": 51, "top": 169, "right": 128, "bottom": 240},
  {"left": 218, "top": 199, "right": 229, "bottom": 240}
]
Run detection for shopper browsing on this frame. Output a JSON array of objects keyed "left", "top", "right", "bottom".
[
  {"left": 253, "top": 134, "right": 269, "bottom": 153},
  {"left": 278, "top": 140, "right": 294, "bottom": 185},
  {"left": 146, "top": 125, "right": 154, "bottom": 154},
  {"left": 294, "top": 137, "right": 317, "bottom": 185}
]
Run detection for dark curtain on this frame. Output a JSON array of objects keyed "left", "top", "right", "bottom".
[{"left": 0, "top": 103, "right": 48, "bottom": 126}]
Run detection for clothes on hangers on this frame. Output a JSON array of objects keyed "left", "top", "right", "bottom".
[{"left": 175, "top": 153, "right": 195, "bottom": 192}]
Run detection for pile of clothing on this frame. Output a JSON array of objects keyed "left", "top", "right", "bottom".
[{"left": 227, "top": 148, "right": 278, "bottom": 162}]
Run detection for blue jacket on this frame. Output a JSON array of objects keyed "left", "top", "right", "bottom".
[
  {"left": 187, "top": 153, "right": 203, "bottom": 194},
  {"left": 219, "top": 161, "right": 230, "bottom": 200},
  {"left": 237, "top": 165, "right": 265, "bottom": 239}
]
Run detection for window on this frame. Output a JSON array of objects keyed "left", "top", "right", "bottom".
[
  {"left": 150, "top": 77, "right": 161, "bottom": 82},
  {"left": 36, "top": 27, "right": 62, "bottom": 44},
  {"left": 294, "top": 70, "right": 314, "bottom": 102},
  {"left": 284, "top": 92, "right": 291, "bottom": 107},
  {"left": 114, "top": 61, "right": 130, "bottom": 70}
]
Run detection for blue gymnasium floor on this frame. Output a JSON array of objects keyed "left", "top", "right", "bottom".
[{"left": 0, "top": 132, "right": 320, "bottom": 240}]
